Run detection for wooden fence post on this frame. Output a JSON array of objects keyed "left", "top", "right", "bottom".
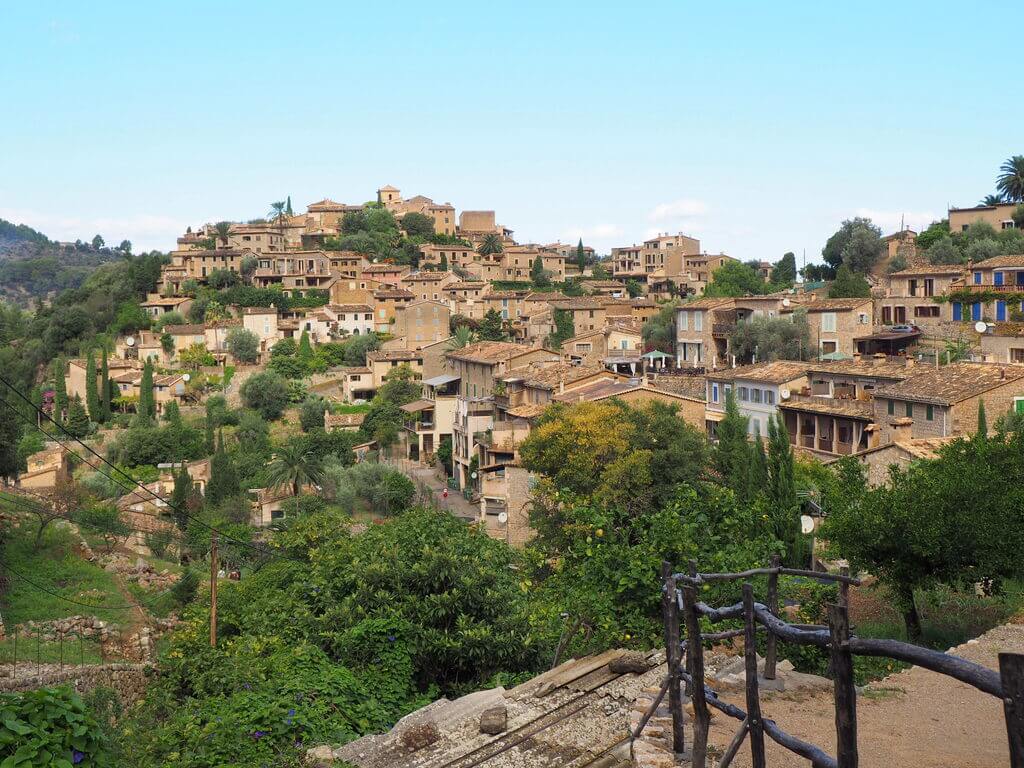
[
  {"left": 839, "top": 565, "right": 850, "bottom": 608},
  {"left": 828, "top": 602, "right": 858, "bottom": 768},
  {"left": 661, "top": 561, "right": 686, "bottom": 754},
  {"left": 741, "top": 583, "right": 766, "bottom": 768},
  {"left": 764, "top": 553, "right": 781, "bottom": 680},
  {"left": 1000, "top": 653, "right": 1024, "bottom": 768},
  {"left": 682, "top": 584, "right": 709, "bottom": 768}
]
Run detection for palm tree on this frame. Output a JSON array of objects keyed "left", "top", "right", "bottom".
[
  {"left": 980, "top": 194, "right": 1005, "bottom": 206},
  {"left": 214, "top": 221, "right": 232, "bottom": 247},
  {"left": 265, "top": 443, "right": 324, "bottom": 498},
  {"left": 267, "top": 201, "right": 287, "bottom": 222},
  {"left": 478, "top": 233, "right": 503, "bottom": 256},
  {"left": 996, "top": 156, "right": 1024, "bottom": 203},
  {"left": 447, "top": 325, "right": 476, "bottom": 350}
]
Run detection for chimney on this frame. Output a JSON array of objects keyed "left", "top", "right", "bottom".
[
  {"left": 904, "top": 357, "right": 915, "bottom": 369},
  {"left": 559, "top": 376, "right": 565, "bottom": 394},
  {"left": 890, "top": 416, "right": 913, "bottom": 444}
]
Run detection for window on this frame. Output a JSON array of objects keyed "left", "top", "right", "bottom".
[
  {"left": 1015, "top": 397, "right": 1024, "bottom": 415},
  {"left": 711, "top": 383, "right": 719, "bottom": 403},
  {"left": 905, "top": 402, "right": 913, "bottom": 418},
  {"left": 766, "top": 390, "right": 775, "bottom": 405},
  {"left": 926, "top": 404, "right": 934, "bottom": 421},
  {"left": 1012, "top": 349, "right": 1024, "bottom": 364},
  {"left": 821, "top": 312, "right": 837, "bottom": 333},
  {"left": 751, "top": 388, "right": 762, "bottom": 404},
  {"left": 858, "top": 313, "right": 869, "bottom": 324},
  {"left": 887, "top": 399, "right": 895, "bottom": 416},
  {"left": 694, "top": 312, "right": 703, "bottom": 332},
  {"left": 914, "top": 305, "right": 940, "bottom": 318},
  {"left": 974, "top": 271, "right": 982, "bottom": 285},
  {"left": 678, "top": 311, "right": 688, "bottom": 331},
  {"left": 738, "top": 386, "right": 749, "bottom": 401},
  {"left": 882, "top": 306, "right": 892, "bottom": 324}
]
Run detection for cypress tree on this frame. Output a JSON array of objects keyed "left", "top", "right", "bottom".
[
  {"left": 205, "top": 415, "right": 215, "bottom": 455},
  {"left": 171, "top": 464, "right": 193, "bottom": 531},
  {"left": 576, "top": 238, "right": 586, "bottom": 273},
  {"left": 100, "top": 349, "right": 111, "bottom": 422},
  {"left": 285, "top": 195, "right": 293, "bottom": 216},
  {"left": 750, "top": 425, "right": 769, "bottom": 498},
  {"left": 206, "top": 431, "right": 240, "bottom": 506},
  {"left": 53, "top": 358, "right": 68, "bottom": 424},
  {"left": 440, "top": 253, "right": 448, "bottom": 271},
  {"left": 297, "top": 330, "right": 313, "bottom": 366},
  {"left": 976, "top": 399, "right": 988, "bottom": 440},
  {"left": 0, "top": 389, "right": 22, "bottom": 482},
  {"left": 767, "top": 415, "right": 800, "bottom": 563},
  {"left": 66, "top": 394, "right": 90, "bottom": 438},
  {"left": 85, "top": 351, "right": 100, "bottom": 423},
  {"left": 714, "top": 388, "right": 750, "bottom": 497},
  {"left": 137, "top": 359, "right": 155, "bottom": 421}
]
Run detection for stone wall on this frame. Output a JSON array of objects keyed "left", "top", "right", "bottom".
[{"left": 0, "top": 663, "right": 151, "bottom": 705}]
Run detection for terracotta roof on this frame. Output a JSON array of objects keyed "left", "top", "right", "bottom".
[
  {"left": 682, "top": 297, "right": 734, "bottom": 310},
  {"left": 445, "top": 341, "right": 544, "bottom": 364},
  {"left": 402, "top": 271, "right": 452, "bottom": 282},
  {"left": 971, "top": 254, "right": 1024, "bottom": 269},
  {"left": 706, "top": 361, "right": 809, "bottom": 385},
  {"left": 778, "top": 396, "right": 875, "bottom": 419},
  {"left": 874, "top": 362, "right": 1024, "bottom": 405},
  {"left": 140, "top": 296, "right": 189, "bottom": 307},
  {"left": 502, "top": 362, "right": 610, "bottom": 391},
  {"left": 548, "top": 297, "right": 606, "bottom": 310},
  {"left": 804, "top": 360, "right": 913, "bottom": 380},
  {"left": 363, "top": 264, "right": 408, "bottom": 273},
  {"left": 328, "top": 304, "right": 373, "bottom": 313},
  {"left": 787, "top": 298, "right": 872, "bottom": 312},
  {"left": 505, "top": 403, "right": 549, "bottom": 418},
  {"left": 163, "top": 324, "right": 206, "bottom": 335},
  {"left": 890, "top": 264, "right": 966, "bottom": 277},
  {"left": 444, "top": 281, "right": 488, "bottom": 290},
  {"left": 648, "top": 374, "right": 707, "bottom": 399},
  {"left": 242, "top": 307, "right": 277, "bottom": 315},
  {"left": 373, "top": 289, "right": 415, "bottom": 299},
  {"left": 325, "top": 412, "right": 366, "bottom": 428},
  {"left": 366, "top": 350, "right": 422, "bottom": 362}
]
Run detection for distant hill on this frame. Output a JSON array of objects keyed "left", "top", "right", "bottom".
[{"left": 0, "top": 219, "right": 127, "bottom": 304}]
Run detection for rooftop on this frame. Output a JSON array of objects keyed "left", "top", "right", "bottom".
[
  {"left": 502, "top": 362, "right": 610, "bottom": 391},
  {"left": 778, "top": 395, "right": 875, "bottom": 420},
  {"left": 804, "top": 359, "right": 914, "bottom": 380},
  {"left": 163, "top": 324, "right": 206, "bottom": 335},
  {"left": 445, "top": 341, "right": 542, "bottom": 365},
  {"left": 971, "top": 254, "right": 1024, "bottom": 269},
  {"left": 787, "top": 298, "right": 872, "bottom": 312},
  {"left": 890, "top": 264, "right": 966, "bottom": 277},
  {"left": 707, "top": 360, "right": 809, "bottom": 385},
  {"left": 681, "top": 297, "right": 734, "bottom": 310},
  {"left": 367, "top": 350, "right": 423, "bottom": 362},
  {"left": 874, "top": 362, "right": 1024, "bottom": 405}
]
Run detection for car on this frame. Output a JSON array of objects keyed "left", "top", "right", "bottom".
[{"left": 889, "top": 324, "right": 917, "bottom": 333}]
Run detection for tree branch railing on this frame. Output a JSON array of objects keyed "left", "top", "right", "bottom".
[{"left": 637, "top": 559, "right": 1024, "bottom": 768}]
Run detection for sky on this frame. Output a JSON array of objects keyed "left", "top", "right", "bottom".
[{"left": 1, "top": 1, "right": 1021, "bottom": 266}]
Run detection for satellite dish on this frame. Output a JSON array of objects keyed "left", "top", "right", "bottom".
[
  {"left": 125, "top": 336, "right": 136, "bottom": 347},
  {"left": 974, "top": 321, "right": 989, "bottom": 334},
  {"left": 782, "top": 298, "right": 791, "bottom": 307},
  {"left": 800, "top": 515, "right": 815, "bottom": 534},
  {"left": 182, "top": 373, "right": 191, "bottom": 382},
  {"left": 471, "top": 471, "right": 478, "bottom": 480},
  {"left": 780, "top": 388, "right": 791, "bottom": 400},
  {"left": 497, "top": 512, "right": 508, "bottom": 524}
]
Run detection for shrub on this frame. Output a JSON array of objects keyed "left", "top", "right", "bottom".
[
  {"left": 0, "top": 687, "right": 109, "bottom": 766},
  {"left": 239, "top": 371, "right": 290, "bottom": 420},
  {"left": 299, "top": 397, "right": 326, "bottom": 432}
]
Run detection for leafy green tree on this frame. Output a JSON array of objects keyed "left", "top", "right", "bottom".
[
  {"left": 179, "top": 343, "right": 214, "bottom": 370},
  {"left": 91, "top": 234, "right": 105, "bottom": 250},
  {"left": 439, "top": 252, "right": 448, "bottom": 271},
  {"left": 226, "top": 327, "right": 259, "bottom": 363},
  {"left": 240, "top": 371, "right": 290, "bottom": 420},
  {"left": 1013, "top": 204, "right": 1024, "bottom": 230},
  {"left": 965, "top": 238, "right": 1000, "bottom": 263},
  {"left": 839, "top": 225, "right": 884, "bottom": 274},
  {"left": 137, "top": 359, "right": 155, "bottom": 421},
  {"left": 713, "top": 389, "right": 750, "bottom": 498},
  {"left": 99, "top": 348, "right": 111, "bottom": 422},
  {"left": 267, "top": 201, "right": 286, "bottom": 223},
  {"left": 641, "top": 299, "right": 678, "bottom": 353},
  {"left": 478, "top": 233, "right": 503, "bottom": 256},
  {"left": 626, "top": 279, "right": 644, "bottom": 298},
  {"left": 980, "top": 194, "right": 1004, "bottom": 206},
  {"left": 285, "top": 196, "right": 293, "bottom": 216},
  {"left": 112, "top": 301, "right": 151, "bottom": 333},
  {"left": 52, "top": 357, "right": 67, "bottom": 423},
  {"left": 771, "top": 252, "right": 797, "bottom": 287},
  {"left": 266, "top": 442, "right": 324, "bottom": 497},
  {"left": 299, "top": 397, "right": 327, "bottom": 432},
  {"left": 214, "top": 220, "right": 232, "bottom": 246},
  {"left": 207, "top": 432, "right": 241, "bottom": 506},
  {"left": 297, "top": 329, "right": 314, "bottom": 366},
  {"left": 84, "top": 350, "right": 100, "bottom": 423},
  {"left": 76, "top": 502, "right": 131, "bottom": 552},
  {"left": 545, "top": 308, "right": 575, "bottom": 348},
  {"left": 827, "top": 264, "right": 871, "bottom": 298},
  {"left": 705, "top": 260, "right": 765, "bottom": 297},
  {"left": 446, "top": 325, "right": 476, "bottom": 349},
  {"left": 821, "top": 217, "right": 881, "bottom": 277},
  {"left": 728, "top": 309, "right": 810, "bottom": 363},
  {"left": 530, "top": 254, "right": 550, "bottom": 287},
  {"left": 996, "top": 155, "right": 1024, "bottom": 202},
  {"left": 400, "top": 212, "right": 435, "bottom": 238},
  {"left": 916, "top": 219, "right": 950, "bottom": 251},
  {"left": 478, "top": 309, "right": 507, "bottom": 341},
  {"left": 926, "top": 235, "right": 965, "bottom": 265},
  {"left": 0, "top": 392, "right": 22, "bottom": 482},
  {"left": 767, "top": 415, "right": 801, "bottom": 563},
  {"left": 66, "top": 394, "right": 90, "bottom": 437},
  {"left": 887, "top": 253, "right": 908, "bottom": 273}
]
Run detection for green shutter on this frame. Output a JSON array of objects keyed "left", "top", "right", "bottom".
[
  {"left": 887, "top": 400, "right": 894, "bottom": 416},
  {"left": 1016, "top": 399, "right": 1024, "bottom": 415},
  {"left": 906, "top": 402, "right": 913, "bottom": 418},
  {"left": 926, "top": 404, "right": 934, "bottom": 421}
]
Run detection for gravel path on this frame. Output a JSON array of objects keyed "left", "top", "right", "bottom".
[{"left": 708, "top": 622, "right": 1022, "bottom": 768}]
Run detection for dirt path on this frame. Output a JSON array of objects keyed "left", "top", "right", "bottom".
[{"left": 709, "top": 622, "right": 1021, "bottom": 767}]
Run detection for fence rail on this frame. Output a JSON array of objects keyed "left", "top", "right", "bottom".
[{"left": 632, "top": 559, "right": 1024, "bottom": 768}]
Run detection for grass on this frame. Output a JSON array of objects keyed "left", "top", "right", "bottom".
[
  {"left": 0, "top": 636, "right": 107, "bottom": 666},
  {"left": 331, "top": 403, "right": 371, "bottom": 415},
  {"left": 1, "top": 522, "right": 131, "bottom": 629},
  {"left": 222, "top": 365, "right": 236, "bottom": 389}
]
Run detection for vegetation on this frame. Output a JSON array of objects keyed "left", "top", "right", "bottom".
[
  {"left": 728, "top": 308, "right": 810, "bottom": 363},
  {"left": 0, "top": 687, "right": 110, "bottom": 766},
  {"left": 641, "top": 299, "right": 678, "bottom": 353},
  {"left": 827, "top": 264, "right": 872, "bottom": 298},
  {"left": 239, "top": 371, "right": 291, "bottom": 420}
]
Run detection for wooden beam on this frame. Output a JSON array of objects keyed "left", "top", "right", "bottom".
[
  {"left": 828, "top": 603, "right": 858, "bottom": 768},
  {"left": 742, "top": 583, "right": 766, "bottom": 768}
]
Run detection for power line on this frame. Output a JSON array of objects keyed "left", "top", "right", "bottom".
[{"left": 0, "top": 379, "right": 292, "bottom": 564}]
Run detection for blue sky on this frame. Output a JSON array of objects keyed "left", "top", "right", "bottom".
[{"left": 1, "top": 1, "right": 1021, "bottom": 264}]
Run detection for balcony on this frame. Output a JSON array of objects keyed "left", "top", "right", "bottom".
[
  {"left": 712, "top": 323, "right": 736, "bottom": 338},
  {"left": 960, "top": 283, "right": 1024, "bottom": 293}
]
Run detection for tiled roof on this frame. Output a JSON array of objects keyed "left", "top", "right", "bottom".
[
  {"left": 163, "top": 324, "right": 206, "bottom": 335},
  {"left": 778, "top": 396, "right": 875, "bottom": 419},
  {"left": 445, "top": 341, "right": 541, "bottom": 364},
  {"left": 502, "top": 362, "right": 610, "bottom": 390},
  {"left": 648, "top": 374, "right": 707, "bottom": 399},
  {"left": 242, "top": 307, "right": 278, "bottom": 315},
  {"left": 505, "top": 403, "right": 549, "bottom": 418},
  {"left": 444, "top": 281, "right": 487, "bottom": 290},
  {"left": 373, "top": 289, "right": 415, "bottom": 299},
  {"left": 328, "top": 304, "right": 373, "bottom": 312},
  {"left": 971, "top": 254, "right": 1024, "bottom": 269},
  {"left": 788, "top": 298, "right": 872, "bottom": 312},
  {"left": 325, "top": 412, "right": 366, "bottom": 428},
  {"left": 804, "top": 360, "right": 913, "bottom": 380},
  {"left": 989, "top": 322, "right": 1024, "bottom": 338},
  {"left": 682, "top": 297, "right": 734, "bottom": 310},
  {"left": 706, "top": 360, "right": 809, "bottom": 385},
  {"left": 366, "top": 350, "right": 422, "bottom": 362},
  {"left": 874, "top": 362, "right": 1024, "bottom": 405},
  {"left": 890, "top": 264, "right": 966, "bottom": 277}
]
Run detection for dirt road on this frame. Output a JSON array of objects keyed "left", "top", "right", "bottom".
[{"left": 710, "top": 622, "right": 1021, "bottom": 768}]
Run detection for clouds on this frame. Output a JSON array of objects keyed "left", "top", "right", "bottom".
[
  {"left": 0, "top": 208, "right": 189, "bottom": 252},
  {"left": 647, "top": 198, "right": 709, "bottom": 221},
  {"left": 854, "top": 208, "right": 939, "bottom": 235}
]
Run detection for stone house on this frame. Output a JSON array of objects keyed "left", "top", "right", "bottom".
[
  {"left": 979, "top": 322, "right": 1024, "bottom": 364},
  {"left": 878, "top": 264, "right": 964, "bottom": 331},
  {"left": 949, "top": 202, "right": 1022, "bottom": 234},
  {"left": 782, "top": 298, "right": 874, "bottom": 359},
  {"left": 400, "top": 271, "right": 459, "bottom": 303},
  {"left": 365, "top": 349, "right": 424, "bottom": 389},
  {"left": 393, "top": 300, "right": 451, "bottom": 347},
  {"left": 372, "top": 289, "right": 416, "bottom": 332},
  {"left": 705, "top": 361, "right": 809, "bottom": 438},
  {"left": 443, "top": 281, "right": 490, "bottom": 320}
]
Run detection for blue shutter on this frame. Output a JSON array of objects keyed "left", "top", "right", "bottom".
[
  {"left": 995, "top": 272, "right": 1004, "bottom": 286},
  {"left": 974, "top": 272, "right": 982, "bottom": 285},
  {"left": 952, "top": 302, "right": 962, "bottom": 321},
  {"left": 972, "top": 302, "right": 982, "bottom": 321},
  {"left": 997, "top": 301, "right": 1007, "bottom": 321}
]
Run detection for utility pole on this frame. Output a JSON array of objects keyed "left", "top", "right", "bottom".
[{"left": 210, "top": 533, "right": 218, "bottom": 648}]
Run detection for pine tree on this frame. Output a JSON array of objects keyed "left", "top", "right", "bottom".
[
  {"left": 66, "top": 394, "right": 90, "bottom": 438},
  {"left": 206, "top": 431, "right": 240, "bottom": 506},
  {"left": 170, "top": 464, "right": 193, "bottom": 531},
  {"left": 100, "top": 349, "right": 111, "bottom": 422},
  {"left": 85, "top": 351, "right": 100, "bottom": 423},
  {"left": 576, "top": 238, "right": 586, "bottom": 273},
  {"left": 137, "top": 359, "right": 155, "bottom": 422},
  {"left": 714, "top": 389, "right": 751, "bottom": 498},
  {"left": 976, "top": 399, "right": 988, "bottom": 440},
  {"left": 0, "top": 389, "right": 22, "bottom": 482},
  {"left": 52, "top": 358, "right": 68, "bottom": 424}
]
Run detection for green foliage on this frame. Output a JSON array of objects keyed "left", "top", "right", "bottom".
[
  {"left": 0, "top": 686, "right": 110, "bottom": 767},
  {"left": 66, "top": 394, "right": 91, "bottom": 438},
  {"left": 530, "top": 255, "right": 550, "bottom": 288},
  {"left": 75, "top": 503, "right": 131, "bottom": 553},
  {"left": 887, "top": 252, "right": 908, "bottom": 273},
  {"left": 828, "top": 264, "right": 871, "bottom": 298},
  {"left": 240, "top": 371, "right": 290, "bottom": 420},
  {"left": 625, "top": 279, "right": 644, "bottom": 298},
  {"left": 0, "top": 386, "right": 22, "bottom": 481},
  {"left": 52, "top": 357, "right": 68, "bottom": 424},
  {"left": 85, "top": 351, "right": 100, "bottom": 423},
  {"left": 545, "top": 308, "right": 575, "bottom": 348},
  {"left": 997, "top": 155, "right": 1024, "bottom": 202},
  {"left": 477, "top": 309, "right": 507, "bottom": 341},
  {"left": 299, "top": 396, "right": 327, "bottom": 432},
  {"left": 321, "top": 460, "right": 416, "bottom": 516},
  {"left": 705, "top": 260, "right": 766, "bottom": 297},
  {"left": 925, "top": 235, "right": 965, "bottom": 265},
  {"left": 714, "top": 389, "right": 750, "bottom": 497},
  {"left": 226, "top": 328, "right": 259, "bottom": 363},
  {"left": 477, "top": 233, "right": 503, "bottom": 256},
  {"left": 207, "top": 433, "right": 241, "bottom": 507},
  {"left": 179, "top": 343, "right": 215, "bottom": 370},
  {"left": 266, "top": 442, "right": 325, "bottom": 497},
  {"left": 400, "top": 212, "right": 435, "bottom": 238},
  {"left": 137, "top": 360, "right": 155, "bottom": 422},
  {"left": 771, "top": 252, "right": 797, "bottom": 287},
  {"left": 108, "top": 422, "right": 205, "bottom": 467},
  {"left": 99, "top": 349, "right": 111, "bottom": 422},
  {"left": 641, "top": 299, "right": 678, "bottom": 353},
  {"left": 728, "top": 308, "right": 810, "bottom": 363},
  {"left": 821, "top": 217, "right": 882, "bottom": 277}
]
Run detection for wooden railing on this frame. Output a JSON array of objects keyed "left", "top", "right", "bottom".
[{"left": 631, "top": 559, "right": 1024, "bottom": 768}]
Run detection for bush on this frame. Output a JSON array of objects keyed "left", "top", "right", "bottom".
[
  {"left": 108, "top": 423, "right": 205, "bottom": 467},
  {"left": 299, "top": 397, "right": 326, "bottom": 432},
  {"left": 239, "top": 371, "right": 290, "bottom": 420},
  {"left": 0, "top": 687, "right": 110, "bottom": 766},
  {"left": 226, "top": 327, "right": 259, "bottom": 364}
]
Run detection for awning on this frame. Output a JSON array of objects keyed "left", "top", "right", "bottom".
[
  {"left": 705, "top": 411, "right": 726, "bottom": 422},
  {"left": 400, "top": 399, "right": 435, "bottom": 413},
  {"left": 422, "top": 374, "right": 460, "bottom": 387},
  {"left": 819, "top": 351, "right": 852, "bottom": 361},
  {"left": 642, "top": 350, "right": 673, "bottom": 360}
]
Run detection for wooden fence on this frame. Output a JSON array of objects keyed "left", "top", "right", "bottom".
[{"left": 632, "top": 558, "right": 1024, "bottom": 768}]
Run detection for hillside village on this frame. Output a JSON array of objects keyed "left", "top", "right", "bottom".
[{"left": 2, "top": 176, "right": 1024, "bottom": 767}]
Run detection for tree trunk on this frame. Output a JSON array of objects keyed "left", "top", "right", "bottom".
[{"left": 903, "top": 601, "right": 923, "bottom": 640}]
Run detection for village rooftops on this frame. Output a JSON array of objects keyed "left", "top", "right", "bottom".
[
  {"left": 873, "top": 362, "right": 1024, "bottom": 405},
  {"left": 785, "top": 298, "right": 872, "bottom": 312},
  {"left": 326, "top": 303, "right": 373, "bottom": 313},
  {"left": 162, "top": 324, "right": 207, "bottom": 335},
  {"left": 680, "top": 297, "right": 734, "bottom": 310},
  {"left": 547, "top": 297, "right": 606, "bottom": 310},
  {"left": 373, "top": 289, "right": 416, "bottom": 299},
  {"left": 140, "top": 295, "right": 190, "bottom": 307},
  {"left": 403, "top": 271, "right": 451, "bottom": 282},
  {"left": 363, "top": 263, "right": 408, "bottom": 273},
  {"left": 242, "top": 306, "right": 278, "bottom": 315},
  {"left": 307, "top": 198, "right": 361, "bottom": 211},
  {"left": 501, "top": 362, "right": 609, "bottom": 391},
  {"left": 969, "top": 254, "right": 1024, "bottom": 269},
  {"left": 445, "top": 341, "right": 543, "bottom": 364},
  {"left": 804, "top": 359, "right": 915, "bottom": 380},
  {"left": 706, "top": 360, "right": 810, "bottom": 385},
  {"left": 889, "top": 264, "right": 967, "bottom": 277},
  {"left": 778, "top": 396, "right": 875, "bottom": 420},
  {"left": 366, "top": 349, "right": 422, "bottom": 362},
  {"left": 444, "top": 281, "right": 488, "bottom": 290},
  {"left": 553, "top": 378, "right": 704, "bottom": 404}
]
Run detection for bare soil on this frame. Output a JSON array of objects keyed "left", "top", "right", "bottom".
[{"left": 707, "top": 622, "right": 1022, "bottom": 768}]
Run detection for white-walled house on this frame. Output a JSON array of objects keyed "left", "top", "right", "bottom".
[{"left": 704, "top": 361, "right": 809, "bottom": 438}]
